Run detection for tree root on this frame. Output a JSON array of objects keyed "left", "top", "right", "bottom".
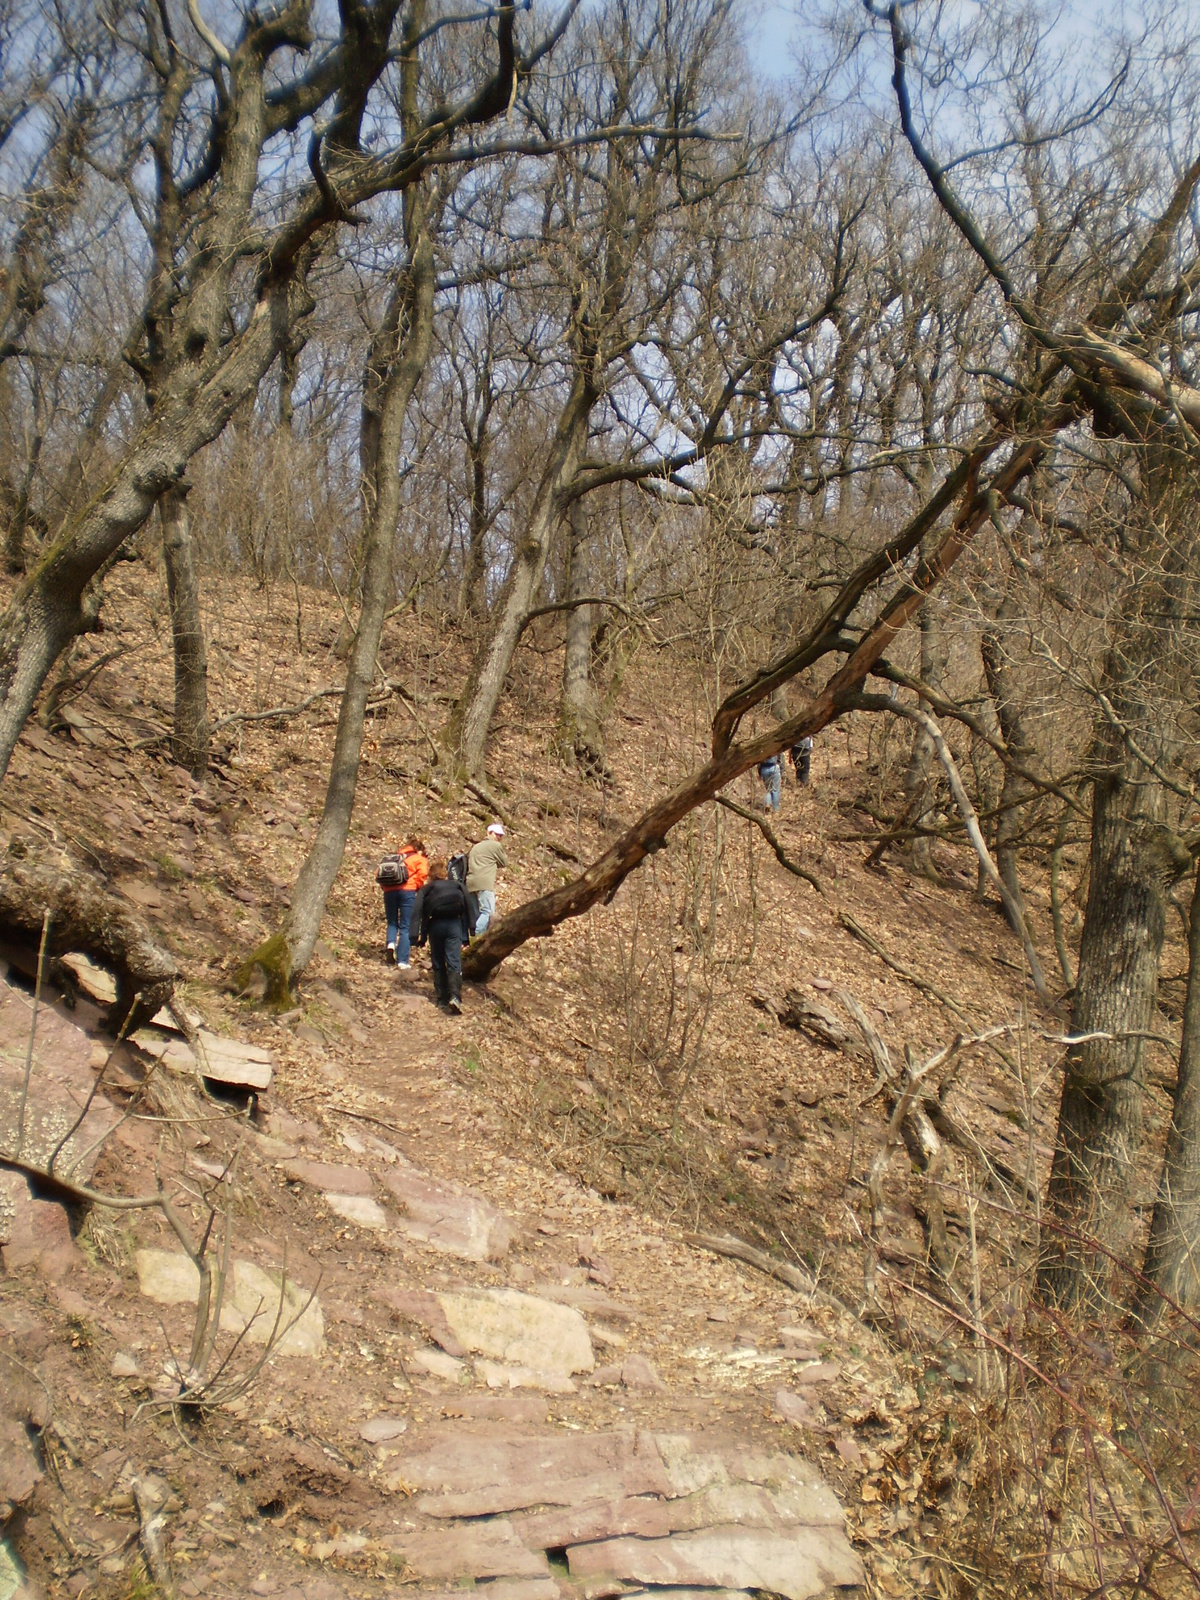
[
  {"left": 233, "top": 930, "right": 294, "bottom": 1010},
  {"left": 683, "top": 1229, "right": 852, "bottom": 1319}
]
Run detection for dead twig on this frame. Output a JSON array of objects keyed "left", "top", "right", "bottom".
[
  {"left": 715, "top": 795, "right": 824, "bottom": 892},
  {"left": 682, "top": 1229, "right": 852, "bottom": 1318},
  {"left": 839, "top": 911, "right": 973, "bottom": 1026},
  {"left": 132, "top": 1475, "right": 174, "bottom": 1596},
  {"left": 854, "top": 695, "right": 1052, "bottom": 1003}
]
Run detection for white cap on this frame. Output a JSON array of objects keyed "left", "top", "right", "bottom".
[{"left": 488, "top": 821, "right": 505, "bottom": 837}]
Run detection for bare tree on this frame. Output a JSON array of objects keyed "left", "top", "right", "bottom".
[{"left": 0, "top": 0, "right": 553, "bottom": 783}]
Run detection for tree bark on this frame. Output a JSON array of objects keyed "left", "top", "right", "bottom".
[
  {"left": 457, "top": 431, "right": 491, "bottom": 622},
  {"left": 1038, "top": 722, "right": 1175, "bottom": 1311},
  {"left": 558, "top": 475, "right": 609, "bottom": 778},
  {"left": 903, "top": 598, "right": 948, "bottom": 878},
  {"left": 242, "top": 184, "right": 437, "bottom": 999},
  {"left": 981, "top": 604, "right": 1037, "bottom": 933},
  {"left": 160, "top": 483, "right": 209, "bottom": 776},
  {"left": 0, "top": 841, "right": 179, "bottom": 1031},
  {"left": 449, "top": 367, "right": 596, "bottom": 780},
  {"left": 1137, "top": 858, "right": 1200, "bottom": 1323}
]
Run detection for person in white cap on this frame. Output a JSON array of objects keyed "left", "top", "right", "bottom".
[{"left": 466, "top": 822, "right": 509, "bottom": 935}]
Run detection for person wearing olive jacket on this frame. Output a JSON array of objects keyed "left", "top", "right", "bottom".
[
  {"left": 415, "top": 859, "right": 471, "bottom": 1013},
  {"left": 466, "top": 821, "right": 508, "bottom": 934}
]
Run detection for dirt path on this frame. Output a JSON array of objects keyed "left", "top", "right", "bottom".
[{"left": 2, "top": 956, "right": 887, "bottom": 1599}]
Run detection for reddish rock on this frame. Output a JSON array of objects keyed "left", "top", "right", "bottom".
[
  {"left": 774, "top": 1389, "right": 819, "bottom": 1427},
  {"left": 279, "top": 1158, "right": 373, "bottom": 1196},
  {"left": 394, "top": 1426, "right": 672, "bottom": 1516},
  {"left": 0, "top": 1170, "right": 80, "bottom": 1279},
  {"left": 0, "top": 1302, "right": 52, "bottom": 1357},
  {"left": 536, "top": 1284, "right": 639, "bottom": 1322},
  {"left": 382, "top": 1520, "right": 549, "bottom": 1581},
  {"left": 0, "top": 976, "right": 119, "bottom": 1178},
  {"left": 0, "top": 1351, "right": 47, "bottom": 1519},
  {"left": 381, "top": 1166, "right": 512, "bottom": 1261},
  {"left": 793, "top": 1361, "right": 841, "bottom": 1386},
  {"left": 566, "top": 1525, "right": 863, "bottom": 1600},
  {"left": 515, "top": 1496, "right": 676, "bottom": 1547},
  {"left": 620, "top": 1354, "right": 665, "bottom": 1392},
  {"left": 373, "top": 1286, "right": 466, "bottom": 1356}
]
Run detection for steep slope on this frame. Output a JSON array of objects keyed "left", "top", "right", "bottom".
[{"left": 0, "top": 564, "right": 1183, "bottom": 1599}]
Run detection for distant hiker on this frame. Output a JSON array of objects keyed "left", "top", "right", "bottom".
[
  {"left": 415, "top": 859, "right": 471, "bottom": 1013},
  {"left": 466, "top": 821, "right": 508, "bottom": 935},
  {"left": 757, "top": 755, "right": 781, "bottom": 813},
  {"left": 790, "top": 736, "right": 813, "bottom": 785},
  {"left": 377, "top": 836, "right": 428, "bottom": 968}
]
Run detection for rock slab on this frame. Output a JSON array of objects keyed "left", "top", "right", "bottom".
[
  {"left": 280, "top": 1158, "right": 374, "bottom": 1197},
  {"left": 381, "top": 1165, "right": 512, "bottom": 1261},
  {"left": 435, "top": 1288, "right": 593, "bottom": 1380},
  {"left": 135, "top": 1250, "right": 324, "bottom": 1356},
  {"left": 0, "top": 976, "right": 118, "bottom": 1177},
  {"left": 566, "top": 1525, "right": 863, "bottom": 1600}
]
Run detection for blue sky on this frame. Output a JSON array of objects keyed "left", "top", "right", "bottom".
[{"left": 746, "top": 2, "right": 799, "bottom": 79}]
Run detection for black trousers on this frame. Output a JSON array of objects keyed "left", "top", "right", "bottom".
[{"left": 428, "top": 918, "right": 463, "bottom": 1002}]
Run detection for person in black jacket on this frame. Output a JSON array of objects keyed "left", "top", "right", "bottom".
[{"left": 415, "top": 858, "right": 471, "bottom": 1013}]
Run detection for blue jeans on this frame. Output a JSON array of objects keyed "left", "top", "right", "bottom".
[
  {"left": 474, "top": 889, "right": 497, "bottom": 934},
  {"left": 383, "top": 888, "right": 417, "bottom": 963},
  {"left": 428, "top": 918, "right": 463, "bottom": 1002},
  {"left": 761, "top": 767, "right": 780, "bottom": 812}
]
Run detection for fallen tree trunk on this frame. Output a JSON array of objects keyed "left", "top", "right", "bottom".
[{"left": 0, "top": 841, "right": 178, "bottom": 1029}]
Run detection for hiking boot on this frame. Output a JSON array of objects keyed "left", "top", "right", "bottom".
[{"left": 447, "top": 995, "right": 461, "bottom": 1014}]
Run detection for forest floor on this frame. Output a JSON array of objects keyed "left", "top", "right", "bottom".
[{"left": 0, "top": 562, "right": 1184, "bottom": 1600}]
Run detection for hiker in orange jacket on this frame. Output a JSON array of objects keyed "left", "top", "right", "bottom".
[{"left": 384, "top": 836, "right": 428, "bottom": 969}]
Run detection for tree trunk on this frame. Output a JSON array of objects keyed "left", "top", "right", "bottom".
[
  {"left": 903, "top": 598, "right": 948, "bottom": 877},
  {"left": 0, "top": 270, "right": 312, "bottom": 782},
  {"left": 449, "top": 367, "right": 596, "bottom": 780},
  {"left": 981, "top": 607, "right": 1036, "bottom": 933},
  {"left": 240, "top": 192, "right": 436, "bottom": 1001},
  {"left": 160, "top": 484, "right": 209, "bottom": 777},
  {"left": 457, "top": 437, "right": 490, "bottom": 622},
  {"left": 1038, "top": 724, "right": 1174, "bottom": 1311},
  {"left": 1137, "top": 857, "right": 1200, "bottom": 1323},
  {"left": 558, "top": 477, "right": 609, "bottom": 778}
]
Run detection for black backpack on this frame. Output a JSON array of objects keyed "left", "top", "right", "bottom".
[
  {"left": 447, "top": 852, "right": 469, "bottom": 886},
  {"left": 376, "top": 853, "right": 409, "bottom": 887}
]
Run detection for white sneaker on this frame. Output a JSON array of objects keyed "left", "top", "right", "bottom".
[
  {"left": 448, "top": 995, "right": 461, "bottom": 1013},
  {"left": 397, "top": 962, "right": 411, "bottom": 971}
]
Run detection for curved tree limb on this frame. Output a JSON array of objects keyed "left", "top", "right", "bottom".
[
  {"left": 187, "top": 0, "right": 232, "bottom": 66},
  {"left": 714, "top": 795, "right": 824, "bottom": 894}
]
